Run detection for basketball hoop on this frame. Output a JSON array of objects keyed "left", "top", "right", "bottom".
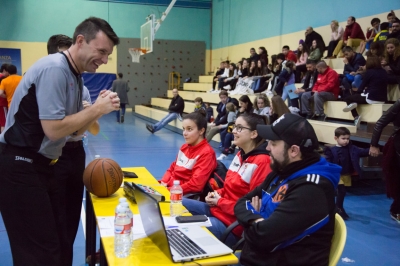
[{"left": 129, "top": 48, "right": 147, "bottom": 63}]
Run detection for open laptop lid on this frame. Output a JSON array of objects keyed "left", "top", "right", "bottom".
[{"left": 130, "top": 182, "right": 172, "bottom": 260}]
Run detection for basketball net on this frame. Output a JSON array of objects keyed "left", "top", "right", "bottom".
[{"left": 129, "top": 48, "right": 146, "bottom": 63}]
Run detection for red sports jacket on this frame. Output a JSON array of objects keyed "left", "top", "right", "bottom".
[{"left": 312, "top": 66, "right": 340, "bottom": 99}]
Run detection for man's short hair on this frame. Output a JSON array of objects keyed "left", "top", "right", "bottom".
[
  {"left": 334, "top": 127, "right": 351, "bottom": 137},
  {"left": 47, "top": 34, "right": 72, "bottom": 55},
  {"left": 371, "top": 18, "right": 381, "bottom": 26},
  {"left": 0, "top": 64, "right": 9, "bottom": 72},
  {"left": 282, "top": 45, "right": 290, "bottom": 50},
  {"left": 342, "top": 46, "right": 354, "bottom": 53},
  {"left": 387, "top": 12, "right": 394, "bottom": 18},
  {"left": 219, "top": 90, "right": 228, "bottom": 97},
  {"left": 276, "top": 53, "right": 286, "bottom": 60},
  {"left": 250, "top": 48, "right": 255, "bottom": 51},
  {"left": 6, "top": 65, "right": 17, "bottom": 75},
  {"left": 306, "top": 59, "right": 317, "bottom": 65},
  {"left": 380, "top": 22, "right": 390, "bottom": 31},
  {"left": 350, "top": 16, "right": 356, "bottom": 22},
  {"left": 316, "top": 61, "right": 327, "bottom": 68},
  {"left": 118, "top": 72, "right": 123, "bottom": 78},
  {"left": 194, "top": 97, "right": 203, "bottom": 103},
  {"left": 72, "top": 17, "right": 120, "bottom": 46}
]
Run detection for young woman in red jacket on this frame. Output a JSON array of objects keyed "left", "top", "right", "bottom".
[
  {"left": 160, "top": 110, "right": 217, "bottom": 195},
  {"left": 182, "top": 113, "right": 272, "bottom": 247}
]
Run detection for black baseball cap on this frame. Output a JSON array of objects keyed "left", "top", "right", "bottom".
[{"left": 257, "top": 113, "right": 319, "bottom": 151}]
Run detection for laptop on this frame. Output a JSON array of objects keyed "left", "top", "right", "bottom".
[{"left": 131, "top": 182, "right": 233, "bottom": 262}]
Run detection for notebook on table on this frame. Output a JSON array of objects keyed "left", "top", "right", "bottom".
[{"left": 131, "top": 182, "right": 233, "bottom": 263}]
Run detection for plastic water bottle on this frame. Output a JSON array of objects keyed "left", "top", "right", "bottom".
[
  {"left": 121, "top": 202, "right": 134, "bottom": 243},
  {"left": 114, "top": 198, "right": 127, "bottom": 216},
  {"left": 82, "top": 133, "right": 88, "bottom": 146},
  {"left": 170, "top": 180, "right": 183, "bottom": 217},
  {"left": 114, "top": 206, "right": 131, "bottom": 258}
]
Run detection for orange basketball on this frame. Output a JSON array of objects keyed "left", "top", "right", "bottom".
[{"left": 83, "top": 158, "right": 124, "bottom": 197}]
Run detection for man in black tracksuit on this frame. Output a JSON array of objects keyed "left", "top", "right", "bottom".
[
  {"left": 146, "top": 88, "right": 184, "bottom": 133},
  {"left": 234, "top": 114, "right": 341, "bottom": 266}
]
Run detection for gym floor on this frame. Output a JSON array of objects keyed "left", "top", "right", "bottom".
[{"left": 0, "top": 111, "right": 399, "bottom": 265}]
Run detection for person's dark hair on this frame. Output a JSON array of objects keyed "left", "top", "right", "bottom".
[
  {"left": 47, "top": 34, "right": 72, "bottom": 55},
  {"left": 270, "top": 54, "right": 277, "bottom": 69},
  {"left": 306, "top": 59, "right": 317, "bottom": 65},
  {"left": 365, "top": 56, "right": 381, "bottom": 69},
  {"left": 239, "top": 95, "right": 253, "bottom": 112},
  {"left": 73, "top": 17, "right": 120, "bottom": 46},
  {"left": 311, "top": 39, "right": 325, "bottom": 53},
  {"left": 285, "top": 60, "right": 295, "bottom": 73},
  {"left": 259, "top": 47, "right": 268, "bottom": 56},
  {"left": 271, "top": 95, "right": 290, "bottom": 117},
  {"left": 366, "top": 41, "right": 384, "bottom": 57},
  {"left": 250, "top": 48, "right": 256, "bottom": 52},
  {"left": 239, "top": 113, "right": 267, "bottom": 146},
  {"left": 228, "top": 63, "right": 237, "bottom": 77},
  {"left": 6, "top": 65, "right": 17, "bottom": 75},
  {"left": 255, "top": 60, "right": 266, "bottom": 75},
  {"left": 387, "top": 12, "right": 394, "bottom": 18},
  {"left": 276, "top": 53, "right": 285, "bottom": 61},
  {"left": 194, "top": 97, "right": 203, "bottom": 104},
  {"left": 242, "top": 59, "right": 249, "bottom": 70},
  {"left": 118, "top": 72, "right": 123, "bottom": 78},
  {"left": 282, "top": 45, "right": 290, "bottom": 50},
  {"left": 350, "top": 16, "right": 356, "bottom": 22},
  {"left": 219, "top": 90, "right": 228, "bottom": 97},
  {"left": 297, "top": 42, "right": 310, "bottom": 60},
  {"left": 183, "top": 110, "right": 207, "bottom": 138},
  {"left": 1, "top": 64, "right": 9, "bottom": 72},
  {"left": 335, "top": 127, "right": 351, "bottom": 137},
  {"left": 371, "top": 18, "right": 381, "bottom": 26},
  {"left": 342, "top": 46, "right": 354, "bottom": 53},
  {"left": 380, "top": 22, "right": 390, "bottom": 31}
]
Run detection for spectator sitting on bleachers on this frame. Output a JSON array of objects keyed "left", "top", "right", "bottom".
[
  {"left": 269, "top": 95, "right": 292, "bottom": 124},
  {"left": 213, "top": 60, "right": 230, "bottom": 93},
  {"left": 205, "top": 102, "right": 213, "bottom": 123},
  {"left": 282, "top": 45, "right": 297, "bottom": 63},
  {"left": 194, "top": 97, "right": 206, "bottom": 112},
  {"left": 382, "top": 38, "right": 400, "bottom": 85},
  {"left": 332, "top": 16, "right": 365, "bottom": 58},
  {"left": 253, "top": 94, "right": 271, "bottom": 117},
  {"left": 248, "top": 60, "right": 257, "bottom": 78},
  {"left": 206, "top": 102, "right": 236, "bottom": 143},
  {"left": 387, "top": 11, "right": 398, "bottom": 33},
  {"left": 374, "top": 22, "right": 390, "bottom": 44},
  {"left": 146, "top": 88, "right": 184, "bottom": 133},
  {"left": 183, "top": 113, "right": 272, "bottom": 247},
  {"left": 358, "top": 18, "right": 380, "bottom": 55},
  {"left": 279, "top": 61, "right": 296, "bottom": 102},
  {"left": 366, "top": 41, "right": 384, "bottom": 58},
  {"left": 308, "top": 39, "right": 324, "bottom": 61},
  {"left": 210, "top": 61, "right": 226, "bottom": 92},
  {"left": 160, "top": 111, "right": 217, "bottom": 195},
  {"left": 295, "top": 42, "right": 310, "bottom": 82},
  {"left": 269, "top": 53, "right": 285, "bottom": 94},
  {"left": 343, "top": 56, "right": 388, "bottom": 128},
  {"left": 220, "top": 63, "right": 237, "bottom": 91},
  {"left": 249, "top": 47, "right": 260, "bottom": 63},
  {"left": 259, "top": 47, "right": 269, "bottom": 65},
  {"left": 326, "top": 20, "right": 344, "bottom": 58},
  {"left": 251, "top": 60, "right": 270, "bottom": 92},
  {"left": 304, "top": 26, "right": 325, "bottom": 50},
  {"left": 341, "top": 46, "right": 366, "bottom": 99},
  {"left": 293, "top": 59, "right": 319, "bottom": 110},
  {"left": 388, "top": 19, "right": 400, "bottom": 40},
  {"left": 240, "top": 59, "right": 250, "bottom": 78},
  {"left": 301, "top": 61, "right": 340, "bottom": 121}
]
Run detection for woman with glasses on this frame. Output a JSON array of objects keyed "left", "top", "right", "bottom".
[{"left": 182, "top": 113, "right": 272, "bottom": 247}]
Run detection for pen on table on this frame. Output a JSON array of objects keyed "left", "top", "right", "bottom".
[{"left": 167, "top": 226, "right": 179, "bottom": 229}]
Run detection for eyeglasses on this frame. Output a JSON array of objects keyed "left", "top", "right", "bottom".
[{"left": 232, "top": 124, "right": 252, "bottom": 132}]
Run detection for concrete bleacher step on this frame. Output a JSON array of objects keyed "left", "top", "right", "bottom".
[
  {"left": 328, "top": 58, "right": 345, "bottom": 69},
  {"left": 150, "top": 98, "right": 218, "bottom": 117},
  {"left": 183, "top": 83, "right": 212, "bottom": 92},
  {"left": 168, "top": 90, "right": 258, "bottom": 105},
  {"left": 308, "top": 120, "right": 356, "bottom": 145},
  {"left": 199, "top": 76, "right": 214, "bottom": 83},
  {"left": 135, "top": 105, "right": 221, "bottom": 142},
  {"left": 324, "top": 101, "right": 391, "bottom": 123}
]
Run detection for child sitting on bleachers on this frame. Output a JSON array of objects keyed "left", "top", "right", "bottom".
[
  {"left": 194, "top": 97, "right": 206, "bottom": 112},
  {"left": 324, "top": 127, "right": 370, "bottom": 220}
]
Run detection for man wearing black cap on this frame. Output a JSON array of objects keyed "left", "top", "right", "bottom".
[{"left": 234, "top": 113, "right": 341, "bottom": 266}]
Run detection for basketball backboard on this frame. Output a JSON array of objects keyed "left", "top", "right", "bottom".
[{"left": 140, "top": 20, "right": 153, "bottom": 54}]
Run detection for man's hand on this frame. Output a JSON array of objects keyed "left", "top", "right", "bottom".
[
  {"left": 369, "top": 146, "right": 380, "bottom": 157},
  {"left": 93, "top": 91, "right": 120, "bottom": 114},
  {"left": 250, "top": 196, "right": 262, "bottom": 212},
  {"left": 350, "top": 72, "right": 356, "bottom": 76},
  {"left": 294, "top": 88, "right": 304, "bottom": 94},
  {"left": 205, "top": 191, "right": 220, "bottom": 207},
  {"left": 343, "top": 58, "right": 348, "bottom": 64}
]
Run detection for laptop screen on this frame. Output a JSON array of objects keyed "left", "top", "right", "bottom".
[{"left": 131, "top": 182, "right": 172, "bottom": 260}]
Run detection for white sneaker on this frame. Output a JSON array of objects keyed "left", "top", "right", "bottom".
[
  {"left": 223, "top": 85, "right": 231, "bottom": 90},
  {"left": 212, "top": 90, "right": 221, "bottom": 94},
  {"left": 343, "top": 103, "right": 358, "bottom": 112},
  {"left": 208, "top": 88, "right": 215, "bottom": 92},
  {"left": 354, "top": 115, "right": 362, "bottom": 128},
  {"left": 217, "top": 154, "right": 227, "bottom": 161}
]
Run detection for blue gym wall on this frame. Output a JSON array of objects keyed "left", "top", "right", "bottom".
[
  {"left": 0, "top": 0, "right": 211, "bottom": 48},
  {"left": 211, "top": 0, "right": 400, "bottom": 49}
]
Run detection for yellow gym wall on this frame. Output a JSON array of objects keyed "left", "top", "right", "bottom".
[
  {"left": 0, "top": 41, "right": 117, "bottom": 74},
  {"left": 208, "top": 9, "right": 400, "bottom": 72}
]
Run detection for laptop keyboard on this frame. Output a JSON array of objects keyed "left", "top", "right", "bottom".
[{"left": 166, "top": 229, "right": 207, "bottom": 257}]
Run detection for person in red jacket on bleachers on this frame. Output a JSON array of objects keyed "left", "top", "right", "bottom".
[
  {"left": 282, "top": 45, "right": 297, "bottom": 63},
  {"left": 300, "top": 61, "right": 340, "bottom": 121}
]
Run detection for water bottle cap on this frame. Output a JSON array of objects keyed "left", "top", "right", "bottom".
[
  {"left": 119, "top": 197, "right": 127, "bottom": 203},
  {"left": 173, "top": 180, "right": 180, "bottom": 185},
  {"left": 95, "top": 155, "right": 100, "bottom": 159}
]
